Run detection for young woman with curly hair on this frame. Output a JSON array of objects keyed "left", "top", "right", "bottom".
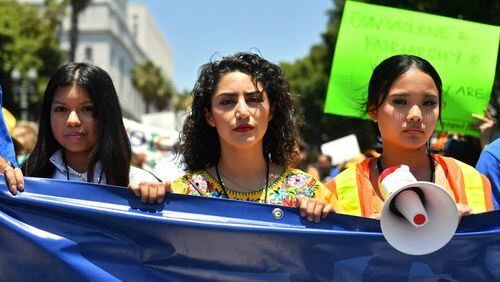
[{"left": 171, "top": 52, "right": 341, "bottom": 222}]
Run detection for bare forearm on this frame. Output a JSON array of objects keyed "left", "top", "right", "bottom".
[
  {"left": 0, "top": 155, "right": 24, "bottom": 195},
  {"left": 0, "top": 156, "right": 12, "bottom": 173}
]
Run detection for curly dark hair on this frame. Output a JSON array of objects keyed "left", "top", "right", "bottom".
[{"left": 176, "top": 52, "right": 303, "bottom": 171}]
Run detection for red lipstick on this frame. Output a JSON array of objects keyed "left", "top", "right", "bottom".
[{"left": 234, "top": 124, "right": 254, "bottom": 133}]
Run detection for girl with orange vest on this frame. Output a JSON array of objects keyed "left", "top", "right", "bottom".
[{"left": 325, "top": 55, "right": 493, "bottom": 218}]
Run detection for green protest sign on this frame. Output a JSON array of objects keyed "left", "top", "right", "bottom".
[{"left": 325, "top": 1, "right": 499, "bottom": 136}]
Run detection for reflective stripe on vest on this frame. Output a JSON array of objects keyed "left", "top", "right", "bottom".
[
  {"left": 334, "top": 166, "right": 362, "bottom": 216},
  {"left": 454, "top": 160, "right": 487, "bottom": 213}
]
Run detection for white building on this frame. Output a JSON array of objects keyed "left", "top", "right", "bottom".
[
  {"left": 20, "top": 0, "right": 173, "bottom": 120},
  {"left": 128, "top": 3, "right": 173, "bottom": 79}
]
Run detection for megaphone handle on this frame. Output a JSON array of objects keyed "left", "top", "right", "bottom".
[{"left": 389, "top": 187, "right": 426, "bottom": 218}]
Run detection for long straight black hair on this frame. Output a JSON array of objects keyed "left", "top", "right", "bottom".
[
  {"left": 365, "top": 55, "right": 443, "bottom": 147},
  {"left": 366, "top": 54, "right": 443, "bottom": 117},
  {"left": 24, "top": 63, "right": 131, "bottom": 186}
]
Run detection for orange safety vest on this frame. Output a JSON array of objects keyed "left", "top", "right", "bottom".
[{"left": 325, "top": 154, "right": 493, "bottom": 217}]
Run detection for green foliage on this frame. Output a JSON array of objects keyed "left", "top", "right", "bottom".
[
  {"left": 281, "top": 0, "right": 500, "bottom": 152},
  {"left": 172, "top": 89, "right": 193, "bottom": 113},
  {"left": 155, "top": 76, "right": 176, "bottom": 111},
  {"left": 131, "top": 61, "right": 176, "bottom": 112},
  {"left": 0, "top": 0, "right": 66, "bottom": 118}
]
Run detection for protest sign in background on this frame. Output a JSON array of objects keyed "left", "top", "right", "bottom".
[
  {"left": 123, "top": 118, "right": 183, "bottom": 181},
  {"left": 321, "top": 134, "right": 361, "bottom": 165},
  {"left": 325, "top": 1, "right": 499, "bottom": 136},
  {"left": 1, "top": 176, "right": 500, "bottom": 281}
]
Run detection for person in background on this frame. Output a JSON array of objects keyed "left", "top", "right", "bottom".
[
  {"left": 19, "top": 63, "right": 166, "bottom": 203},
  {"left": 474, "top": 108, "right": 498, "bottom": 209},
  {"left": 316, "top": 154, "right": 339, "bottom": 183},
  {"left": 443, "top": 134, "right": 483, "bottom": 166},
  {"left": 290, "top": 140, "right": 320, "bottom": 181},
  {"left": 443, "top": 108, "right": 495, "bottom": 165},
  {"left": 430, "top": 131, "right": 448, "bottom": 154},
  {"left": 476, "top": 137, "right": 500, "bottom": 210},
  {"left": 338, "top": 154, "right": 366, "bottom": 173},
  {"left": 171, "top": 52, "right": 341, "bottom": 222},
  {"left": 11, "top": 121, "right": 38, "bottom": 166},
  {"left": 471, "top": 108, "right": 495, "bottom": 149},
  {"left": 325, "top": 54, "right": 493, "bottom": 218}
]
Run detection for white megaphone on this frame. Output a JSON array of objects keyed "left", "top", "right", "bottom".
[{"left": 379, "top": 165, "right": 458, "bottom": 255}]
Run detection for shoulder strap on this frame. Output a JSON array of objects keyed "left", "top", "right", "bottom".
[
  {"left": 334, "top": 165, "right": 362, "bottom": 216},
  {"left": 440, "top": 155, "right": 489, "bottom": 213},
  {"left": 453, "top": 159, "right": 489, "bottom": 213}
]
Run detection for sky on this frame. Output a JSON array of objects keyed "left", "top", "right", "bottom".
[{"left": 131, "top": 0, "right": 333, "bottom": 92}]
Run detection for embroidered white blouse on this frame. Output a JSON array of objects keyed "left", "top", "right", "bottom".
[{"left": 49, "top": 150, "right": 159, "bottom": 186}]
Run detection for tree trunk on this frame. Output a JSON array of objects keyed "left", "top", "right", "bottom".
[
  {"left": 69, "top": 0, "right": 91, "bottom": 62},
  {"left": 69, "top": 5, "right": 79, "bottom": 62}
]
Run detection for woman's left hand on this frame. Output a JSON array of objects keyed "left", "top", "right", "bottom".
[
  {"left": 295, "top": 196, "right": 333, "bottom": 223},
  {"left": 129, "top": 181, "right": 171, "bottom": 204},
  {"left": 456, "top": 203, "right": 473, "bottom": 222}
]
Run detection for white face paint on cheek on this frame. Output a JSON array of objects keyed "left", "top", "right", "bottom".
[
  {"left": 423, "top": 111, "right": 437, "bottom": 125},
  {"left": 395, "top": 110, "right": 405, "bottom": 121}
]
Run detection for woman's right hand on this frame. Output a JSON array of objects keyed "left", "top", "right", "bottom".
[
  {"left": 0, "top": 158, "right": 24, "bottom": 195},
  {"left": 129, "top": 181, "right": 172, "bottom": 204},
  {"left": 295, "top": 196, "right": 333, "bottom": 223},
  {"left": 456, "top": 203, "right": 473, "bottom": 222}
]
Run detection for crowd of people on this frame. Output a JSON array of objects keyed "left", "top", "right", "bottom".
[{"left": 1, "top": 53, "right": 499, "bottom": 224}]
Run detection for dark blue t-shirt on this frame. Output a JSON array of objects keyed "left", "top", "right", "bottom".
[{"left": 476, "top": 138, "right": 500, "bottom": 210}]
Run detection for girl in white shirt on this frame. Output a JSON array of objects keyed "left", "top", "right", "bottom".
[{"left": 22, "top": 63, "right": 167, "bottom": 203}]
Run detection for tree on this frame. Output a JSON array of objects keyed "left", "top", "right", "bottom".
[
  {"left": 281, "top": 0, "right": 500, "bottom": 152},
  {"left": 281, "top": 0, "right": 375, "bottom": 153},
  {"left": 172, "top": 89, "right": 193, "bottom": 113},
  {"left": 0, "top": 0, "right": 66, "bottom": 118},
  {"left": 131, "top": 61, "right": 175, "bottom": 113},
  {"left": 69, "top": 0, "right": 91, "bottom": 62},
  {"left": 155, "top": 77, "right": 176, "bottom": 111}
]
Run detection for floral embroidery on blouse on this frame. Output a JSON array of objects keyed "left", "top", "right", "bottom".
[{"left": 171, "top": 168, "right": 322, "bottom": 207}]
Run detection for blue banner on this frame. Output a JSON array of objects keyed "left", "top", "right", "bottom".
[{"left": 1, "top": 176, "right": 499, "bottom": 281}]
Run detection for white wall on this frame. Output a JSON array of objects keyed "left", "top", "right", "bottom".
[
  {"left": 128, "top": 3, "right": 173, "bottom": 79},
  {"left": 19, "top": 0, "right": 174, "bottom": 120}
]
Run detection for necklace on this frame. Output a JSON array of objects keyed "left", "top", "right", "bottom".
[
  {"left": 63, "top": 152, "right": 104, "bottom": 184},
  {"left": 220, "top": 170, "right": 266, "bottom": 191},
  {"left": 215, "top": 158, "right": 270, "bottom": 203},
  {"left": 65, "top": 163, "right": 84, "bottom": 178},
  {"left": 64, "top": 162, "right": 104, "bottom": 184},
  {"left": 376, "top": 153, "right": 435, "bottom": 183}
]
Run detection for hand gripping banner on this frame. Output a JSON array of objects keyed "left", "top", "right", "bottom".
[{"left": 1, "top": 176, "right": 499, "bottom": 281}]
